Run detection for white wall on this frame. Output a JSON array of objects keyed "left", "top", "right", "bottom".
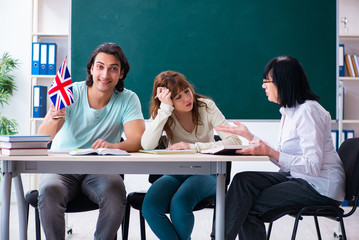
[
  {"left": 338, "top": 0, "right": 359, "bottom": 36},
  {"left": 0, "top": 0, "right": 33, "bottom": 135}
]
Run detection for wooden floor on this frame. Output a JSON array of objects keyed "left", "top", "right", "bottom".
[{"left": 6, "top": 203, "right": 359, "bottom": 240}]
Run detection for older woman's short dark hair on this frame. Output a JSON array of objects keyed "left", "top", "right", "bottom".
[
  {"left": 85, "top": 43, "right": 130, "bottom": 92},
  {"left": 262, "top": 56, "right": 319, "bottom": 108}
]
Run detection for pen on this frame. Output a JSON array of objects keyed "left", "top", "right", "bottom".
[{"left": 53, "top": 116, "right": 67, "bottom": 119}]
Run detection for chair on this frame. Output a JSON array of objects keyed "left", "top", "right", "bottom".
[
  {"left": 25, "top": 184, "right": 124, "bottom": 240},
  {"left": 25, "top": 140, "right": 123, "bottom": 240},
  {"left": 122, "top": 135, "right": 231, "bottom": 240},
  {"left": 260, "top": 137, "right": 359, "bottom": 240}
]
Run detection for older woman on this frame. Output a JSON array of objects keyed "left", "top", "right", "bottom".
[{"left": 215, "top": 56, "right": 345, "bottom": 240}]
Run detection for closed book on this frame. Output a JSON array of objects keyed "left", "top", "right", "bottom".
[
  {"left": 351, "top": 55, "right": 359, "bottom": 77},
  {"left": 69, "top": 148, "right": 130, "bottom": 156},
  {"left": 0, "top": 141, "right": 49, "bottom": 149},
  {"left": 1, "top": 148, "right": 48, "bottom": 156},
  {"left": 201, "top": 144, "right": 256, "bottom": 155},
  {"left": 345, "top": 54, "right": 355, "bottom": 77},
  {"left": 0, "top": 135, "right": 50, "bottom": 142},
  {"left": 354, "top": 55, "right": 359, "bottom": 77}
]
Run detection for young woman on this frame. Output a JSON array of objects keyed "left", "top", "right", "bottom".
[
  {"left": 214, "top": 56, "right": 345, "bottom": 240},
  {"left": 141, "top": 70, "right": 242, "bottom": 240}
]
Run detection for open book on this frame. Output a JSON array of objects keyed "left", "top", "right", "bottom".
[
  {"left": 139, "top": 149, "right": 196, "bottom": 154},
  {"left": 69, "top": 148, "right": 130, "bottom": 156},
  {"left": 200, "top": 144, "right": 256, "bottom": 155}
]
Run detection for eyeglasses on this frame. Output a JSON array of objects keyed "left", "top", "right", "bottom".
[{"left": 263, "top": 79, "right": 274, "bottom": 84}]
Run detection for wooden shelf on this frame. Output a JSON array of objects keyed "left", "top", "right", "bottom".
[
  {"left": 31, "top": 75, "right": 56, "bottom": 78},
  {"left": 339, "top": 77, "right": 359, "bottom": 81},
  {"left": 342, "top": 120, "right": 359, "bottom": 124},
  {"left": 32, "top": 33, "right": 68, "bottom": 38},
  {"left": 30, "top": 118, "right": 44, "bottom": 121}
]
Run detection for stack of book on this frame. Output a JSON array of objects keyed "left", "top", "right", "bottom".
[{"left": 0, "top": 135, "right": 50, "bottom": 156}]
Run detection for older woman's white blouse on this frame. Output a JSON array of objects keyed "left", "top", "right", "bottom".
[{"left": 269, "top": 100, "right": 345, "bottom": 202}]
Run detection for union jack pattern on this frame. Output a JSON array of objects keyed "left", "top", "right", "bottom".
[{"left": 48, "top": 60, "right": 74, "bottom": 110}]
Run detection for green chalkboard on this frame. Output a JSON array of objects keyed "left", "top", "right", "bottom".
[{"left": 71, "top": 0, "right": 336, "bottom": 119}]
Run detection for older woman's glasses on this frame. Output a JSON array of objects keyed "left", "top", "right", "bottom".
[{"left": 263, "top": 79, "right": 274, "bottom": 84}]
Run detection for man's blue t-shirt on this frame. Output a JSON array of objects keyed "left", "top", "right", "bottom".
[{"left": 51, "top": 81, "right": 144, "bottom": 150}]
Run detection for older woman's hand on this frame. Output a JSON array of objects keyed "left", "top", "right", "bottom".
[{"left": 215, "top": 120, "right": 254, "bottom": 141}]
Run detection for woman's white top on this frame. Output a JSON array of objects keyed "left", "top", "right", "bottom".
[
  {"left": 267, "top": 100, "right": 345, "bottom": 201},
  {"left": 141, "top": 98, "right": 242, "bottom": 152}
]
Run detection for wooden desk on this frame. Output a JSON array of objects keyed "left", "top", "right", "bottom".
[{"left": 1, "top": 153, "right": 268, "bottom": 240}]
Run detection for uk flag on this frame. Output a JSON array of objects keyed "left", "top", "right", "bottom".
[{"left": 48, "top": 60, "right": 74, "bottom": 110}]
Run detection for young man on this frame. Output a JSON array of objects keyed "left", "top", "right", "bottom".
[{"left": 38, "top": 42, "right": 145, "bottom": 240}]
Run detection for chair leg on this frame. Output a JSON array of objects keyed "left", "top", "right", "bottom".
[
  {"left": 339, "top": 218, "right": 347, "bottom": 240},
  {"left": 291, "top": 216, "right": 301, "bottom": 240},
  {"left": 313, "top": 216, "right": 322, "bottom": 240},
  {"left": 121, "top": 203, "right": 131, "bottom": 240},
  {"left": 266, "top": 222, "right": 273, "bottom": 240},
  {"left": 139, "top": 210, "right": 146, "bottom": 240},
  {"left": 35, "top": 207, "right": 41, "bottom": 240},
  {"left": 25, "top": 196, "right": 30, "bottom": 229},
  {"left": 211, "top": 206, "right": 216, "bottom": 239}
]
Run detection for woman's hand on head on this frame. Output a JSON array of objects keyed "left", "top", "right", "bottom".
[
  {"left": 166, "top": 141, "right": 190, "bottom": 150},
  {"left": 235, "top": 139, "right": 279, "bottom": 161},
  {"left": 215, "top": 120, "right": 254, "bottom": 141},
  {"left": 156, "top": 87, "right": 173, "bottom": 106}
]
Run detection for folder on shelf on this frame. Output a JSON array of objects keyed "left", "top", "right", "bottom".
[
  {"left": 339, "top": 44, "right": 345, "bottom": 77},
  {"left": 33, "top": 85, "right": 47, "bottom": 118},
  {"left": 331, "top": 129, "right": 355, "bottom": 151},
  {"left": 47, "top": 43, "right": 57, "bottom": 75},
  {"left": 39, "top": 43, "right": 48, "bottom": 75},
  {"left": 331, "top": 130, "right": 338, "bottom": 150},
  {"left": 32, "top": 42, "right": 41, "bottom": 75},
  {"left": 344, "top": 129, "right": 355, "bottom": 139}
]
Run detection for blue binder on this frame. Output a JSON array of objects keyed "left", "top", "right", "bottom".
[
  {"left": 33, "top": 85, "right": 47, "bottom": 118},
  {"left": 343, "top": 129, "right": 355, "bottom": 140},
  {"left": 39, "top": 43, "right": 48, "bottom": 75},
  {"left": 339, "top": 44, "right": 345, "bottom": 77},
  {"left": 32, "top": 42, "right": 41, "bottom": 75},
  {"left": 47, "top": 43, "right": 57, "bottom": 75}
]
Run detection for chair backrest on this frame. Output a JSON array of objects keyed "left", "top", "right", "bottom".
[{"left": 338, "top": 137, "right": 359, "bottom": 201}]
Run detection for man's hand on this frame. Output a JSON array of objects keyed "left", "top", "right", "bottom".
[{"left": 92, "top": 139, "right": 114, "bottom": 149}]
